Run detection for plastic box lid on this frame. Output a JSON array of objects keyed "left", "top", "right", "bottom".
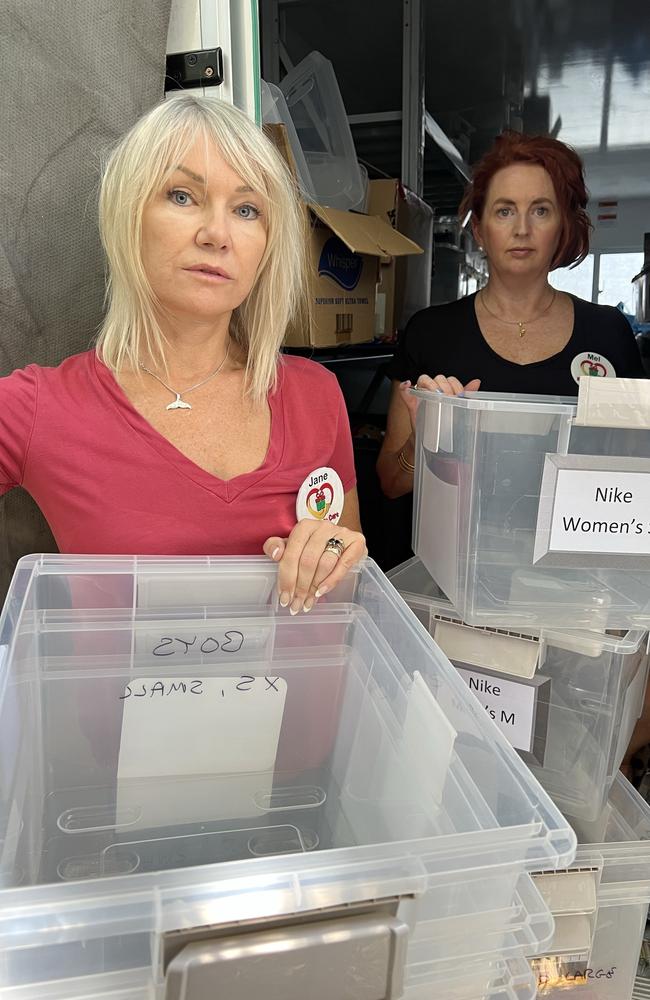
[
  {"left": 569, "top": 774, "right": 650, "bottom": 905},
  {"left": 531, "top": 775, "right": 650, "bottom": 979},
  {"left": 279, "top": 51, "right": 366, "bottom": 211},
  {"left": 387, "top": 555, "right": 648, "bottom": 658},
  {"left": 260, "top": 78, "right": 317, "bottom": 202},
  {"left": 410, "top": 389, "right": 578, "bottom": 413},
  {"left": 6, "top": 954, "right": 536, "bottom": 1000},
  {"left": 406, "top": 871, "right": 554, "bottom": 971},
  {"left": 405, "top": 951, "right": 537, "bottom": 1000},
  {"left": 531, "top": 775, "right": 650, "bottom": 954}
]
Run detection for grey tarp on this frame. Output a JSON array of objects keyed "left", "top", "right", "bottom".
[{"left": 0, "top": 0, "right": 172, "bottom": 598}]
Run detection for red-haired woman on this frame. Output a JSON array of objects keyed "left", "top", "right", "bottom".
[{"left": 378, "top": 131, "right": 645, "bottom": 499}]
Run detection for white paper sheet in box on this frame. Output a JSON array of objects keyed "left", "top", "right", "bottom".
[{"left": 117, "top": 674, "right": 287, "bottom": 829}]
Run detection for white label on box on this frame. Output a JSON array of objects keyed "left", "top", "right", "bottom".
[
  {"left": 118, "top": 675, "right": 287, "bottom": 778},
  {"left": 117, "top": 675, "right": 287, "bottom": 828},
  {"left": 548, "top": 468, "right": 650, "bottom": 555},
  {"left": 456, "top": 667, "right": 537, "bottom": 753}
]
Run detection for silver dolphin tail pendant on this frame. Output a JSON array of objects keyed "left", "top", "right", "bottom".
[{"left": 166, "top": 394, "right": 192, "bottom": 411}]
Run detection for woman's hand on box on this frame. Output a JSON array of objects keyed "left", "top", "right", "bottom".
[
  {"left": 264, "top": 520, "right": 367, "bottom": 615},
  {"left": 427, "top": 374, "right": 481, "bottom": 396},
  {"left": 399, "top": 375, "right": 481, "bottom": 432}
]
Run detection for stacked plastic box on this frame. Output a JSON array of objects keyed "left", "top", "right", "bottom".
[
  {"left": 411, "top": 389, "right": 650, "bottom": 630},
  {"left": 404, "top": 871, "right": 553, "bottom": 999},
  {"left": 398, "top": 385, "right": 650, "bottom": 998},
  {"left": 0, "top": 554, "right": 575, "bottom": 999},
  {"left": 388, "top": 556, "right": 649, "bottom": 822},
  {"left": 531, "top": 775, "right": 650, "bottom": 998},
  {"left": 380, "top": 592, "right": 650, "bottom": 1000},
  {"left": 401, "top": 387, "right": 650, "bottom": 807}
]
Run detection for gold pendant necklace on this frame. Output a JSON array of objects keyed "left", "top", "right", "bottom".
[{"left": 480, "top": 289, "right": 557, "bottom": 337}]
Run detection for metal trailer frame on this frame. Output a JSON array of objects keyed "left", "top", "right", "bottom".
[
  {"left": 258, "top": 0, "right": 471, "bottom": 197},
  {"left": 167, "top": 0, "right": 261, "bottom": 120}
]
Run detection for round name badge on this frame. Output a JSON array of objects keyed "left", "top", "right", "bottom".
[
  {"left": 296, "top": 467, "right": 344, "bottom": 525},
  {"left": 570, "top": 351, "right": 616, "bottom": 384}
]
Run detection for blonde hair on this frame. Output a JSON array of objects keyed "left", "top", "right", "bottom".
[{"left": 96, "top": 93, "right": 308, "bottom": 401}]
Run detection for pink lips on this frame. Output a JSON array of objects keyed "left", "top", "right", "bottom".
[{"left": 185, "top": 264, "right": 233, "bottom": 280}]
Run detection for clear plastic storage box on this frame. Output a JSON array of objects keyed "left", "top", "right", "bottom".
[
  {"left": 406, "top": 952, "right": 538, "bottom": 1000},
  {"left": 279, "top": 51, "right": 367, "bottom": 211},
  {"left": 412, "top": 389, "right": 650, "bottom": 630},
  {"left": 388, "top": 556, "right": 649, "bottom": 822},
  {"left": 403, "top": 870, "right": 553, "bottom": 998},
  {"left": 0, "top": 555, "right": 575, "bottom": 999},
  {"left": 260, "top": 78, "right": 317, "bottom": 202},
  {"left": 531, "top": 774, "right": 650, "bottom": 999}
]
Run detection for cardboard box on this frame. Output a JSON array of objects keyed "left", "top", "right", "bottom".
[
  {"left": 285, "top": 205, "right": 423, "bottom": 347},
  {"left": 367, "top": 179, "right": 434, "bottom": 338},
  {"left": 264, "top": 124, "right": 422, "bottom": 348}
]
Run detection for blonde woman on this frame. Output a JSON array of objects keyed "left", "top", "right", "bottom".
[{"left": 0, "top": 94, "right": 365, "bottom": 612}]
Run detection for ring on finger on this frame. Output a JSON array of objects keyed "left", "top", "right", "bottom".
[{"left": 324, "top": 537, "right": 345, "bottom": 559}]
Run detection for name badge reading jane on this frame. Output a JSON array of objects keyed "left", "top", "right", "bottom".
[{"left": 296, "top": 467, "right": 344, "bottom": 524}]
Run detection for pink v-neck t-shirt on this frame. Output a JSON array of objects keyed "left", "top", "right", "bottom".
[{"left": 0, "top": 351, "right": 356, "bottom": 555}]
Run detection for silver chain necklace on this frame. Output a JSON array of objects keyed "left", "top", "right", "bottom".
[{"left": 139, "top": 342, "right": 230, "bottom": 411}]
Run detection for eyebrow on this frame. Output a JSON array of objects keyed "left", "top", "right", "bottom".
[
  {"left": 492, "top": 197, "right": 554, "bottom": 206},
  {"left": 175, "top": 165, "right": 255, "bottom": 194},
  {"left": 176, "top": 165, "right": 205, "bottom": 184}
]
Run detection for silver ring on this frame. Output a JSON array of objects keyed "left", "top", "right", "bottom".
[{"left": 324, "top": 537, "right": 345, "bottom": 559}]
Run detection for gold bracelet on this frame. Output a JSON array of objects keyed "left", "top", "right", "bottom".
[{"left": 397, "top": 447, "right": 415, "bottom": 475}]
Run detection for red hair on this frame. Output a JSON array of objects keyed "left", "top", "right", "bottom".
[{"left": 459, "top": 131, "right": 592, "bottom": 270}]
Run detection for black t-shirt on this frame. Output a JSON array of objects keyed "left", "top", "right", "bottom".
[{"left": 387, "top": 293, "right": 645, "bottom": 395}]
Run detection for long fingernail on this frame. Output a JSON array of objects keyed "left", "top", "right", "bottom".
[
  {"left": 279, "top": 592, "right": 290, "bottom": 607},
  {"left": 271, "top": 546, "right": 280, "bottom": 560},
  {"left": 314, "top": 585, "right": 328, "bottom": 598},
  {"left": 289, "top": 598, "right": 302, "bottom": 616},
  {"left": 303, "top": 598, "right": 314, "bottom": 612}
]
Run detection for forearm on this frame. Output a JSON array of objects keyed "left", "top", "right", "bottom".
[
  {"left": 337, "top": 488, "right": 362, "bottom": 533},
  {"left": 621, "top": 674, "right": 650, "bottom": 774},
  {"left": 377, "top": 432, "right": 416, "bottom": 499}
]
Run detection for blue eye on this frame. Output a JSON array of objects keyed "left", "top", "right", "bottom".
[
  {"left": 237, "top": 203, "right": 261, "bottom": 220},
  {"left": 497, "top": 207, "right": 512, "bottom": 217},
  {"left": 168, "top": 189, "right": 193, "bottom": 207}
]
